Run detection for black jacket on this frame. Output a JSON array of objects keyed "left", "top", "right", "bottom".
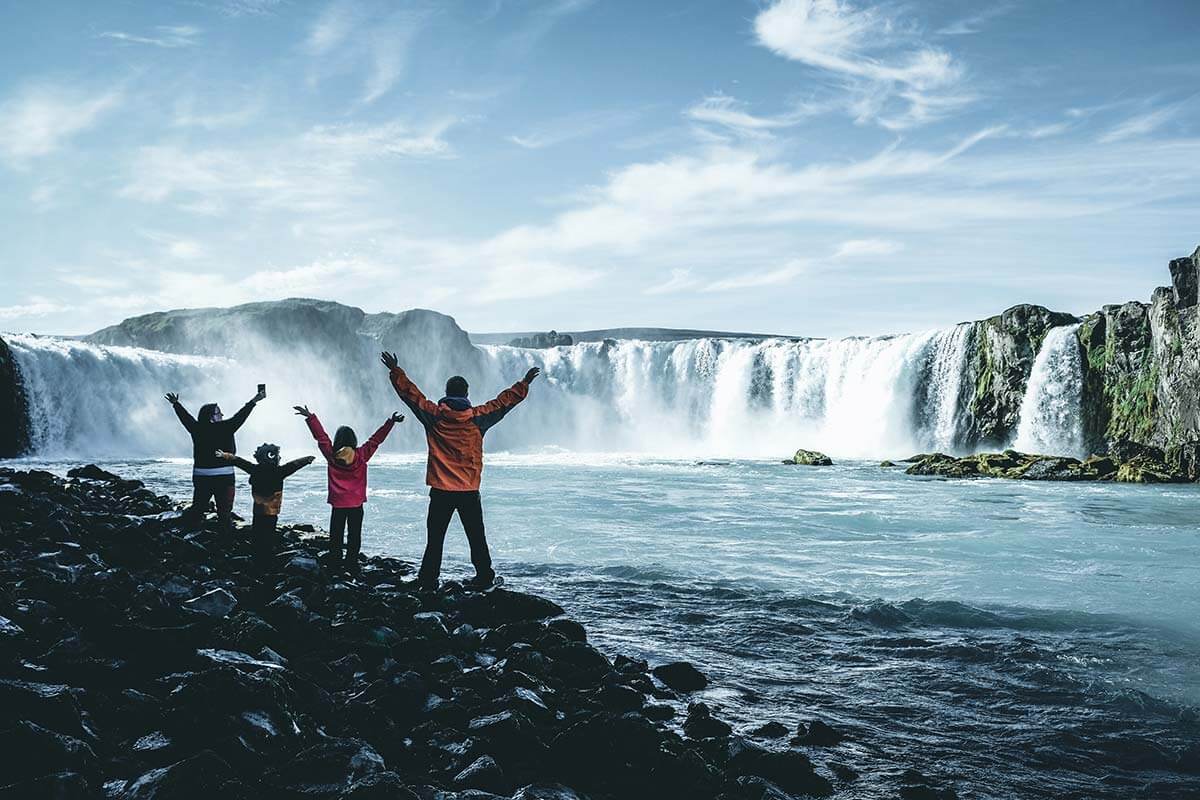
[{"left": 172, "top": 401, "right": 256, "bottom": 470}]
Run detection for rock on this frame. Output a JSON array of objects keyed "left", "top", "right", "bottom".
[
  {"left": 789, "top": 448, "right": 833, "bottom": 466},
  {"left": 642, "top": 703, "right": 675, "bottom": 721},
  {"left": 265, "top": 738, "right": 385, "bottom": 796},
  {"left": 184, "top": 588, "right": 237, "bottom": 618},
  {"left": 880, "top": 460, "right": 896, "bottom": 467},
  {"left": 749, "top": 721, "right": 789, "bottom": 739},
  {"left": 339, "top": 771, "right": 418, "bottom": 800},
  {"left": 119, "top": 750, "right": 232, "bottom": 799},
  {"left": 684, "top": 702, "right": 732, "bottom": 739},
  {"left": 652, "top": 661, "right": 708, "bottom": 692},
  {"left": 726, "top": 737, "right": 833, "bottom": 797},
  {"left": 507, "top": 331, "right": 573, "bottom": 349},
  {"left": 510, "top": 784, "right": 588, "bottom": 800},
  {"left": 1169, "top": 246, "right": 1199, "bottom": 308},
  {"left": 453, "top": 755, "right": 507, "bottom": 794},
  {"left": 545, "top": 618, "right": 587, "bottom": 643},
  {"left": 0, "top": 720, "right": 98, "bottom": 785},
  {"left": 792, "top": 719, "right": 845, "bottom": 747},
  {"left": 0, "top": 335, "right": 31, "bottom": 457},
  {"left": 594, "top": 684, "right": 643, "bottom": 713}
]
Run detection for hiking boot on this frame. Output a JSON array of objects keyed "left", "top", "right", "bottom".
[{"left": 464, "top": 573, "right": 497, "bottom": 591}]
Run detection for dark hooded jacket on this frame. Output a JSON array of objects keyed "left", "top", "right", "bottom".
[{"left": 171, "top": 400, "right": 257, "bottom": 473}]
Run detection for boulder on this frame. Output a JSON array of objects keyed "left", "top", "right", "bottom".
[
  {"left": 184, "top": 588, "right": 237, "bottom": 618},
  {"left": 652, "top": 661, "right": 708, "bottom": 692},
  {"left": 453, "top": 755, "right": 507, "bottom": 794},
  {"left": 265, "top": 738, "right": 385, "bottom": 796},
  {"left": 788, "top": 449, "right": 833, "bottom": 466},
  {"left": 119, "top": 750, "right": 233, "bottom": 800}
]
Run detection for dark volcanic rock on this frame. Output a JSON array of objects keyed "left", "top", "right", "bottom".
[
  {"left": 652, "top": 661, "right": 708, "bottom": 692},
  {"left": 0, "top": 335, "right": 31, "bottom": 458}
]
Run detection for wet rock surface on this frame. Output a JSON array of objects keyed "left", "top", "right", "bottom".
[
  {"left": 902, "top": 444, "right": 1191, "bottom": 483},
  {"left": 0, "top": 466, "right": 877, "bottom": 799}
]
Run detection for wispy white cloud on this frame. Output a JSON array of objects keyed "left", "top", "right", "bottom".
[
  {"left": 833, "top": 238, "right": 902, "bottom": 258},
  {"left": 99, "top": 25, "right": 202, "bottom": 48},
  {"left": 704, "top": 261, "right": 808, "bottom": 292},
  {"left": 936, "top": 4, "right": 1014, "bottom": 36},
  {"left": 685, "top": 94, "right": 823, "bottom": 137},
  {"left": 753, "top": 0, "right": 970, "bottom": 129},
  {"left": 172, "top": 97, "right": 260, "bottom": 129},
  {"left": 0, "top": 299, "right": 73, "bottom": 320},
  {"left": 305, "top": 118, "right": 461, "bottom": 158},
  {"left": 509, "top": 109, "right": 641, "bottom": 149},
  {"left": 1099, "top": 101, "right": 1186, "bottom": 143},
  {"left": 0, "top": 83, "right": 122, "bottom": 166},
  {"left": 643, "top": 268, "right": 697, "bottom": 295},
  {"left": 305, "top": 2, "right": 432, "bottom": 105}
]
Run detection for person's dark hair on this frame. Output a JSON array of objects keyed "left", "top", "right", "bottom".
[
  {"left": 333, "top": 426, "right": 357, "bottom": 450},
  {"left": 198, "top": 403, "right": 220, "bottom": 423},
  {"left": 445, "top": 376, "right": 469, "bottom": 397},
  {"left": 254, "top": 443, "right": 280, "bottom": 464}
]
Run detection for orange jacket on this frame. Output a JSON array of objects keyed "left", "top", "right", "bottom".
[{"left": 389, "top": 367, "right": 529, "bottom": 491}]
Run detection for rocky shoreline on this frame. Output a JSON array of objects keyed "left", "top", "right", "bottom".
[
  {"left": 901, "top": 440, "right": 1199, "bottom": 483},
  {"left": 0, "top": 467, "right": 959, "bottom": 800}
]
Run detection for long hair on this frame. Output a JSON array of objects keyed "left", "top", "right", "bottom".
[
  {"left": 198, "top": 403, "right": 220, "bottom": 424},
  {"left": 333, "top": 426, "right": 357, "bottom": 450}
]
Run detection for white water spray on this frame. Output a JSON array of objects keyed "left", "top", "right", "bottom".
[{"left": 1012, "top": 325, "right": 1085, "bottom": 457}]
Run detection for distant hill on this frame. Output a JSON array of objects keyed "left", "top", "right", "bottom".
[{"left": 470, "top": 327, "right": 803, "bottom": 345}]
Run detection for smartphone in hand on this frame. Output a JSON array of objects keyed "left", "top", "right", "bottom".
[{"left": 257, "top": 383, "right": 266, "bottom": 398}]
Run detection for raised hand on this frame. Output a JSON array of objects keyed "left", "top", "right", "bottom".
[
  {"left": 252, "top": 387, "right": 267, "bottom": 403},
  {"left": 523, "top": 366, "right": 541, "bottom": 384},
  {"left": 293, "top": 405, "right": 312, "bottom": 418},
  {"left": 390, "top": 412, "right": 405, "bottom": 424},
  {"left": 165, "top": 392, "right": 180, "bottom": 404},
  {"left": 303, "top": 455, "right": 316, "bottom": 465},
  {"left": 380, "top": 351, "right": 399, "bottom": 370},
  {"left": 214, "top": 450, "right": 234, "bottom": 461}
]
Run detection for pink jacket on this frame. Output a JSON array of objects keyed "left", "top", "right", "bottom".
[{"left": 305, "top": 414, "right": 395, "bottom": 508}]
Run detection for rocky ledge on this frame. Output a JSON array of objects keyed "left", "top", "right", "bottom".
[
  {"left": 903, "top": 440, "right": 1198, "bottom": 483},
  {"left": 0, "top": 467, "right": 901, "bottom": 800}
]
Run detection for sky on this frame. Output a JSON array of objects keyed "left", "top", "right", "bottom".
[{"left": 1, "top": 0, "right": 1199, "bottom": 338}]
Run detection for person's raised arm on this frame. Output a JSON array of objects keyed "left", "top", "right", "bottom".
[
  {"left": 228, "top": 386, "right": 266, "bottom": 431},
  {"left": 165, "top": 393, "right": 196, "bottom": 432},
  {"left": 281, "top": 455, "right": 316, "bottom": 478},
  {"left": 360, "top": 412, "right": 404, "bottom": 462},
  {"left": 295, "top": 405, "right": 334, "bottom": 461},
  {"left": 472, "top": 367, "right": 539, "bottom": 433},
  {"left": 381, "top": 351, "right": 438, "bottom": 428},
  {"left": 215, "top": 450, "right": 255, "bottom": 473}
]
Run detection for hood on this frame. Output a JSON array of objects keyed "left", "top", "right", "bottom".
[
  {"left": 439, "top": 396, "right": 471, "bottom": 411},
  {"left": 334, "top": 446, "right": 357, "bottom": 466}
]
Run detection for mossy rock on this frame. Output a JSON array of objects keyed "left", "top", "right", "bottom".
[{"left": 790, "top": 448, "right": 833, "bottom": 466}]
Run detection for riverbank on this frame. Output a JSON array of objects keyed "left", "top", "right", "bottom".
[{"left": 0, "top": 466, "right": 959, "bottom": 800}]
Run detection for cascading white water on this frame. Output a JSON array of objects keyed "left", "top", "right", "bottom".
[
  {"left": 922, "top": 324, "right": 973, "bottom": 452},
  {"left": 1012, "top": 325, "right": 1085, "bottom": 457},
  {"left": 6, "top": 326, "right": 990, "bottom": 459}
]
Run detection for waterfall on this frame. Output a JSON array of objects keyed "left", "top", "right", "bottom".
[
  {"left": 7, "top": 327, "right": 994, "bottom": 460},
  {"left": 920, "top": 324, "right": 973, "bottom": 453},
  {"left": 1012, "top": 325, "right": 1085, "bottom": 457}
]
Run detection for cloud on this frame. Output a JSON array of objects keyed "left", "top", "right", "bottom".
[
  {"left": 305, "top": 2, "right": 432, "bottom": 104},
  {"left": 936, "top": 4, "right": 1014, "bottom": 36},
  {"left": 753, "top": 0, "right": 969, "bottom": 129},
  {"left": 304, "top": 118, "right": 460, "bottom": 158},
  {"left": 684, "top": 94, "right": 821, "bottom": 137},
  {"left": 0, "top": 83, "right": 122, "bottom": 166},
  {"left": 643, "top": 268, "right": 698, "bottom": 295},
  {"left": 98, "top": 25, "right": 202, "bottom": 48},
  {"left": 833, "top": 238, "right": 902, "bottom": 258},
  {"left": 212, "top": 0, "right": 285, "bottom": 17},
  {"left": 508, "top": 109, "right": 641, "bottom": 149},
  {"left": 704, "top": 261, "right": 808, "bottom": 292},
  {"left": 173, "top": 97, "right": 260, "bottom": 129},
  {"left": 1099, "top": 102, "right": 1185, "bottom": 143},
  {"left": 0, "top": 299, "right": 73, "bottom": 320},
  {"left": 502, "top": 0, "right": 596, "bottom": 53}
]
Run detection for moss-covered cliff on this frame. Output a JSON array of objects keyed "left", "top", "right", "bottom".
[{"left": 0, "top": 335, "right": 31, "bottom": 457}]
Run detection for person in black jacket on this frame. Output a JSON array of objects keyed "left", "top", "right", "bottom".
[
  {"left": 216, "top": 443, "right": 314, "bottom": 561},
  {"left": 166, "top": 387, "right": 265, "bottom": 535}
]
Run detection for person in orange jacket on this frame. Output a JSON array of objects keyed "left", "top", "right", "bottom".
[{"left": 381, "top": 350, "right": 540, "bottom": 591}]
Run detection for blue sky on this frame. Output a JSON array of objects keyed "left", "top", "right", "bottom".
[{"left": 2, "top": 0, "right": 1198, "bottom": 337}]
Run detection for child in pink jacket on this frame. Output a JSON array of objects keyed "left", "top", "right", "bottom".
[{"left": 294, "top": 405, "right": 403, "bottom": 576}]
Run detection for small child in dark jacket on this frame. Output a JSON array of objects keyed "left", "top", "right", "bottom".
[{"left": 216, "top": 444, "right": 314, "bottom": 561}]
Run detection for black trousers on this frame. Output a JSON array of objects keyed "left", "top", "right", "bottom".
[
  {"left": 420, "top": 488, "right": 493, "bottom": 584},
  {"left": 251, "top": 506, "right": 277, "bottom": 562},
  {"left": 329, "top": 506, "right": 364, "bottom": 572},
  {"left": 187, "top": 475, "right": 235, "bottom": 533}
]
